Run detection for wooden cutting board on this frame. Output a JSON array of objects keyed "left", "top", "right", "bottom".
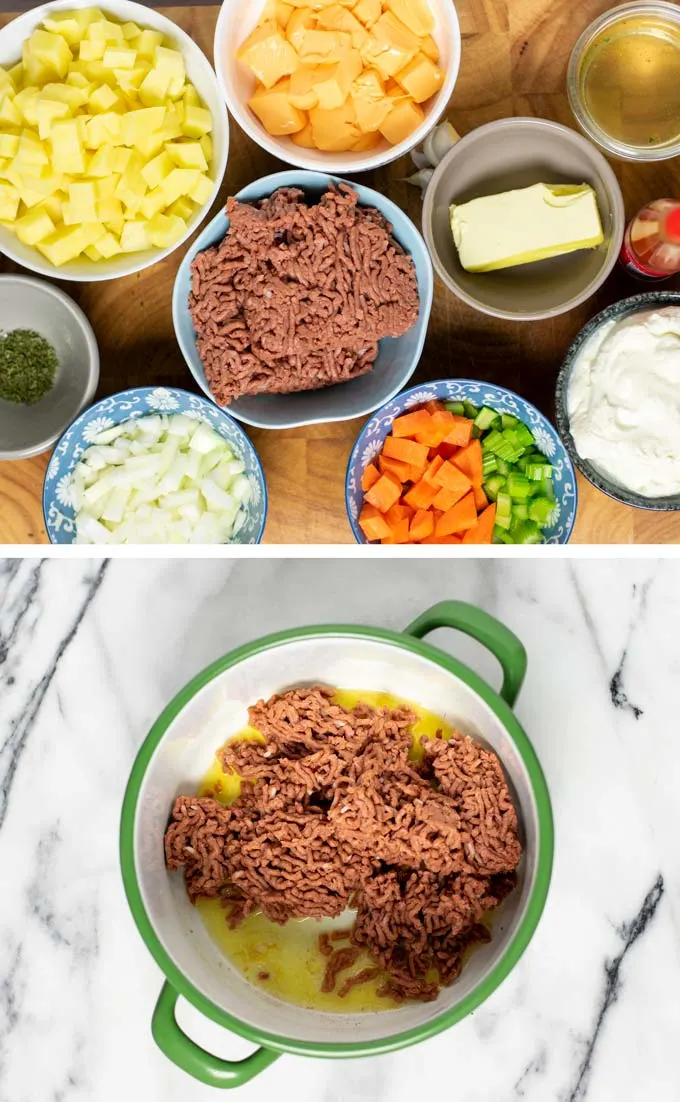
[{"left": 1, "top": 0, "right": 679, "bottom": 544}]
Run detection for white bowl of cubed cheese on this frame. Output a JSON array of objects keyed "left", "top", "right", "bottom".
[
  {"left": 214, "top": 0, "right": 460, "bottom": 174},
  {"left": 0, "top": 0, "right": 228, "bottom": 281}
]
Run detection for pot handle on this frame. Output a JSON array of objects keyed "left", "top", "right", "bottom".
[
  {"left": 404, "top": 600, "right": 527, "bottom": 708},
  {"left": 152, "top": 981, "right": 280, "bottom": 1089}
]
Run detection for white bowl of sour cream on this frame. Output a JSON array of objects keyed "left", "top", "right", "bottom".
[{"left": 555, "top": 293, "right": 680, "bottom": 509}]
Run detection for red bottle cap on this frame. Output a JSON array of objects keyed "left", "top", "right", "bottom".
[{"left": 664, "top": 206, "right": 680, "bottom": 243}]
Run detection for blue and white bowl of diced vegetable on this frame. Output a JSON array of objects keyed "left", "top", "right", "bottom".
[
  {"left": 346, "top": 379, "right": 578, "bottom": 545},
  {"left": 43, "top": 386, "right": 267, "bottom": 544}
]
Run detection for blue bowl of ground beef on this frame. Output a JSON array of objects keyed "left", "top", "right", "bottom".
[{"left": 172, "top": 171, "right": 434, "bottom": 431}]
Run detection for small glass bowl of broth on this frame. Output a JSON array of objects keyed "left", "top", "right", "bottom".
[{"left": 568, "top": 0, "right": 680, "bottom": 160}]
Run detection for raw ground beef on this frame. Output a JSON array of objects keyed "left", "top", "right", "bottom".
[
  {"left": 164, "top": 687, "right": 522, "bottom": 1003},
  {"left": 188, "top": 186, "right": 420, "bottom": 405}
]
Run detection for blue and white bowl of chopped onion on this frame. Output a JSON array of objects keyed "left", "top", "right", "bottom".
[
  {"left": 43, "top": 387, "right": 267, "bottom": 545},
  {"left": 346, "top": 379, "right": 578, "bottom": 545}
]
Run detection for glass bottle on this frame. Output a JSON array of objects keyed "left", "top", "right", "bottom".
[{"left": 620, "top": 198, "right": 680, "bottom": 279}]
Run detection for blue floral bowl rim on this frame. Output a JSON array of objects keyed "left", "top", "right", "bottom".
[
  {"left": 345, "top": 378, "right": 578, "bottom": 544},
  {"left": 42, "top": 385, "right": 268, "bottom": 544},
  {"left": 555, "top": 291, "right": 680, "bottom": 512},
  {"left": 172, "top": 169, "right": 434, "bottom": 430}
]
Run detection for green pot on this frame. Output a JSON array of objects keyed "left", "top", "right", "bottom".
[{"left": 120, "top": 600, "right": 553, "bottom": 1090}]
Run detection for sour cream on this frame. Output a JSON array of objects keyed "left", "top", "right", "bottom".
[{"left": 567, "top": 307, "right": 680, "bottom": 497}]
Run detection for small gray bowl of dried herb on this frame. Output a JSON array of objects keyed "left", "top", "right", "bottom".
[{"left": 0, "top": 275, "right": 99, "bottom": 461}]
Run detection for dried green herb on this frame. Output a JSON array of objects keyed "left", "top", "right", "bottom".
[{"left": 0, "top": 329, "right": 58, "bottom": 405}]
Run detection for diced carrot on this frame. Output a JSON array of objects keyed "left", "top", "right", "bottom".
[
  {"left": 462, "top": 503, "right": 497, "bottom": 544},
  {"left": 452, "top": 439, "right": 483, "bottom": 485},
  {"left": 473, "top": 484, "right": 488, "bottom": 511},
  {"left": 432, "top": 484, "right": 468, "bottom": 511},
  {"left": 383, "top": 436, "right": 429, "bottom": 467},
  {"left": 435, "top": 491, "right": 478, "bottom": 537},
  {"left": 424, "top": 399, "right": 445, "bottom": 414},
  {"left": 403, "top": 479, "right": 439, "bottom": 510},
  {"left": 359, "top": 505, "right": 392, "bottom": 541},
  {"left": 365, "top": 473, "right": 401, "bottom": 513},
  {"left": 392, "top": 409, "right": 433, "bottom": 439},
  {"left": 385, "top": 502, "right": 414, "bottom": 526},
  {"left": 422, "top": 455, "right": 445, "bottom": 485},
  {"left": 409, "top": 508, "right": 434, "bottom": 541},
  {"left": 381, "top": 517, "right": 411, "bottom": 543},
  {"left": 379, "top": 454, "right": 412, "bottom": 482},
  {"left": 435, "top": 441, "right": 458, "bottom": 460},
  {"left": 443, "top": 416, "right": 474, "bottom": 447},
  {"left": 361, "top": 463, "right": 380, "bottom": 492},
  {"left": 407, "top": 462, "right": 428, "bottom": 482},
  {"left": 414, "top": 410, "right": 455, "bottom": 448},
  {"left": 433, "top": 461, "right": 473, "bottom": 495}
]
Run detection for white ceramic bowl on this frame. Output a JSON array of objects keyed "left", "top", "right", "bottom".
[
  {"left": 214, "top": 0, "right": 461, "bottom": 174},
  {"left": 0, "top": 0, "right": 229, "bottom": 282}
]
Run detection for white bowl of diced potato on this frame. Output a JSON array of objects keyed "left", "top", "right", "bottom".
[
  {"left": 0, "top": 0, "right": 228, "bottom": 280},
  {"left": 215, "top": 0, "right": 460, "bottom": 174}
]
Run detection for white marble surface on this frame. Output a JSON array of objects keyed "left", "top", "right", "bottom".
[{"left": 2, "top": 558, "right": 680, "bottom": 1102}]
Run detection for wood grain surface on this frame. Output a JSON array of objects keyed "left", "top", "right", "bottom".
[{"left": 1, "top": 0, "right": 679, "bottom": 545}]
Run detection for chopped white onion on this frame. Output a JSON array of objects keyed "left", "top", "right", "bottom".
[{"left": 71, "top": 413, "right": 252, "bottom": 545}]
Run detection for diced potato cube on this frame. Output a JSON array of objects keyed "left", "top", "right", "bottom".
[
  {"left": 159, "top": 167, "right": 200, "bottom": 206},
  {"left": 87, "top": 19, "right": 124, "bottom": 45},
  {"left": 0, "top": 182, "right": 19, "bottom": 221},
  {"left": 93, "top": 230, "right": 121, "bottom": 257},
  {"left": 167, "top": 195, "right": 194, "bottom": 220},
  {"left": 237, "top": 21, "right": 300, "bottom": 89},
  {"left": 80, "top": 39, "right": 106, "bottom": 61},
  {"left": 113, "top": 64, "right": 148, "bottom": 92},
  {"left": 0, "top": 95, "right": 21, "bottom": 127},
  {"left": 15, "top": 206, "right": 55, "bottom": 244},
  {"left": 36, "top": 97, "right": 71, "bottom": 139},
  {"left": 138, "top": 68, "right": 170, "bottom": 106},
  {"left": 84, "top": 243, "right": 103, "bottom": 260},
  {"left": 68, "top": 179, "right": 98, "bottom": 221},
  {"left": 154, "top": 46, "right": 184, "bottom": 79},
  {"left": 37, "top": 224, "right": 90, "bottom": 265},
  {"left": 182, "top": 104, "right": 212, "bottom": 137},
  {"left": 36, "top": 194, "right": 63, "bottom": 221},
  {"left": 310, "top": 99, "right": 361, "bottom": 149},
  {"left": 200, "top": 133, "right": 212, "bottom": 162},
  {"left": 85, "top": 111, "right": 122, "bottom": 148},
  {"left": 120, "top": 105, "right": 165, "bottom": 145},
  {"left": 141, "top": 148, "right": 173, "bottom": 188},
  {"left": 378, "top": 93, "right": 424, "bottom": 143},
  {"left": 111, "top": 147, "right": 132, "bottom": 172},
  {"left": 103, "top": 47, "right": 137, "bottom": 69},
  {"left": 132, "top": 129, "right": 165, "bottom": 160},
  {"left": 140, "top": 185, "right": 166, "bottom": 219},
  {"left": 96, "top": 195, "right": 123, "bottom": 222},
  {"left": 104, "top": 214, "right": 124, "bottom": 236},
  {"left": 291, "top": 120, "right": 315, "bottom": 147},
  {"left": 88, "top": 82, "right": 119, "bottom": 112},
  {"left": 120, "top": 218, "right": 150, "bottom": 251},
  {"left": 249, "top": 80, "right": 307, "bottom": 135},
  {"left": 384, "top": 0, "right": 434, "bottom": 36},
  {"left": 130, "top": 29, "right": 164, "bottom": 60},
  {"left": 421, "top": 34, "right": 439, "bottom": 61},
  {"left": 15, "top": 131, "right": 48, "bottom": 167},
  {"left": 22, "top": 47, "right": 52, "bottom": 89},
  {"left": 43, "top": 82, "right": 88, "bottom": 109},
  {"left": 183, "top": 84, "right": 200, "bottom": 107},
  {"left": 66, "top": 71, "right": 93, "bottom": 90},
  {"left": 8, "top": 63, "right": 24, "bottom": 89},
  {"left": 121, "top": 22, "right": 142, "bottom": 41},
  {"left": 394, "top": 51, "right": 442, "bottom": 101},
  {"left": 188, "top": 171, "right": 213, "bottom": 206},
  {"left": 0, "top": 133, "right": 19, "bottom": 158},
  {"left": 165, "top": 141, "right": 207, "bottom": 170},
  {"left": 147, "top": 210, "right": 185, "bottom": 247},
  {"left": 28, "top": 30, "right": 73, "bottom": 80},
  {"left": 14, "top": 87, "right": 40, "bottom": 125},
  {"left": 73, "top": 9, "right": 106, "bottom": 29},
  {"left": 115, "top": 162, "right": 148, "bottom": 210},
  {"left": 51, "top": 117, "right": 83, "bottom": 154},
  {"left": 42, "top": 15, "right": 84, "bottom": 47},
  {"left": 0, "top": 66, "right": 15, "bottom": 96}
]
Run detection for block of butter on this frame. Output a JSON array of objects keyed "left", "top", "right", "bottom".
[{"left": 450, "top": 183, "right": 604, "bottom": 273}]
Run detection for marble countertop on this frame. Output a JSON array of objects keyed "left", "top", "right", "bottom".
[{"left": 2, "top": 557, "right": 680, "bottom": 1102}]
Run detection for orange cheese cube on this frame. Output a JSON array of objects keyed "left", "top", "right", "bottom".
[
  {"left": 289, "top": 65, "right": 321, "bottom": 109},
  {"left": 296, "top": 28, "right": 353, "bottom": 63},
  {"left": 421, "top": 34, "right": 439, "bottom": 61},
  {"left": 309, "top": 98, "right": 360, "bottom": 149},
  {"left": 361, "top": 12, "right": 420, "bottom": 78},
  {"left": 314, "top": 49, "right": 362, "bottom": 109},
  {"left": 353, "top": 129, "right": 382, "bottom": 150},
  {"left": 316, "top": 4, "right": 370, "bottom": 48},
  {"left": 351, "top": 67, "right": 392, "bottom": 132},
  {"left": 291, "top": 120, "right": 316, "bottom": 146},
  {"left": 286, "top": 8, "right": 316, "bottom": 51},
  {"left": 385, "top": 0, "right": 434, "bottom": 37},
  {"left": 237, "top": 21, "right": 300, "bottom": 88},
  {"left": 379, "top": 93, "right": 424, "bottom": 143},
  {"left": 249, "top": 80, "right": 307, "bottom": 134},
  {"left": 395, "top": 51, "right": 443, "bottom": 102},
  {"left": 262, "top": 0, "right": 295, "bottom": 28}
]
